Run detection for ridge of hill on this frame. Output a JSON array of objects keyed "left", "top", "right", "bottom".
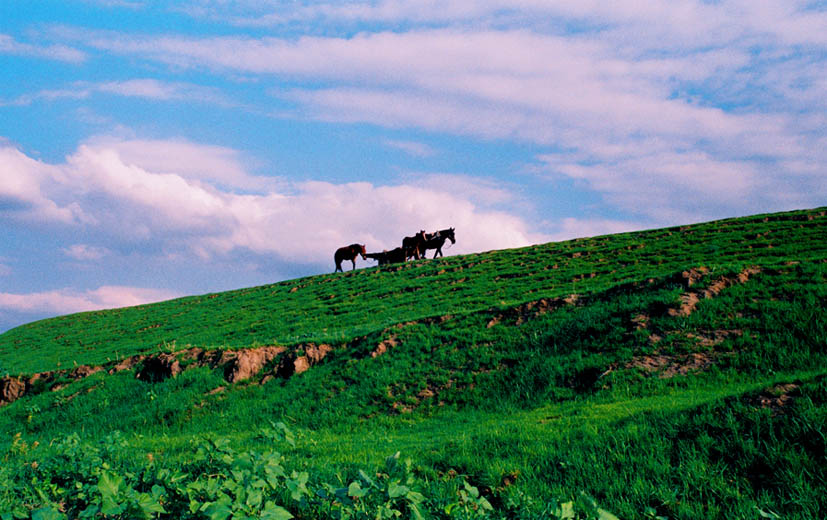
[
  {"left": 1, "top": 207, "right": 826, "bottom": 376},
  {"left": 1, "top": 207, "right": 826, "bottom": 519}
]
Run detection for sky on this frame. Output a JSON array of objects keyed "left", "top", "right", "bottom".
[{"left": 1, "top": 1, "right": 825, "bottom": 332}]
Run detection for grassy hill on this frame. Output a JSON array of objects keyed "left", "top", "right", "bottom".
[{"left": 1, "top": 207, "right": 826, "bottom": 519}]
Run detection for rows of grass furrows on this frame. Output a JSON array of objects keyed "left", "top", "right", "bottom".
[
  {"left": 1, "top": 244, "right": 825, "bottom": 518},
  {"left": 5, "top": 259, "right": 824, "bottom": 421},
  {"left": 2, "top": 207, "right": 825, "bottom": 376}
]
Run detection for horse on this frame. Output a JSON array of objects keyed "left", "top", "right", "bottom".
[
  {"left": 365, "top": 251, "right": 388, "bottom": 266},
  {"left": 422, "top": 227, "right": 455, "bottom": 258},
  {"left": 334, "top": 243, "right": 367, "bottom": 272},
  {"left": 402, "top": 230, "right": 427, "bottom": 260},
  {"left": 366, "top": 247, "right": 410, "bottom": 266}
]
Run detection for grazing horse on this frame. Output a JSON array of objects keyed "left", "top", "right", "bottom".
[
  {"left": 365, "top": 251, "right": 389, "bottom": 266},
  {"left": 334, "top": 243, "right": 367, "bottom": 272},
  {"left": 402, "top": 230, "right": 427, "bottom": 260},
  {"left": 422, "top": 227, "right": 456, "bottom": 258},
  {"left": 366, "top": 247, "right": 410, "bottom": 266}
]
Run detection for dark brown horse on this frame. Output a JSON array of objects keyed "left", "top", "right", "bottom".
[
  {"left": 366, "top": 247, "right": 410, "bottom": 266},
  {"left": 422, "top": 227, "right": 455, "bottom": 258},
  {"left": 365, "top": 251, "right": 388, "bottom": 266},
  {"left": 402, "top": 230, "right": 427, "bottom": 260},
  {"left": 334, "top": 243, "right": 367, "bottom": 272}
]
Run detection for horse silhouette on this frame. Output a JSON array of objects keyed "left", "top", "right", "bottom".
[
  {"left": 402, "top": 230, "right": 427, "bottom": 260},
  {"left": 366, "top": 247, "right": 410, "bottom": 266},
  {"left": 422, "top": 227, "right": 456, "bottom": 258},
  {"left": 334, "top": 243, "right": 367, "bottom": 272}
]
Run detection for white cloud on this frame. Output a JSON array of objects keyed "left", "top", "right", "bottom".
[
  {"left": 0, "top": 146, "right": 89, "bottom": 224},
  {"left": 63, "top": 244, "right": 110, "bottom": 261},
  {"left": 537, "top": 143, "right": 827, "bottom": 225},
  {"left": 408, "top": 173, "right": 518, "bottom": 207},
  {"left": 0, "top": 139, "right": 547, "bottom": 264},
  {"left": 0, "top": 286, "right": 180, "bottom": 315},
  {"left": 546, "top": 217, "right": 649, "bottom": 242},
  {"left": 15, "top": 2, "right": 827, "bottom": 234},
  {"left": 75, "top": 28, "right": 822, "bottom": 160},
  {"left": 1, "top": 79, "right": 231, "bottom": 107},
  {"left": 80, "top": 137, "right": 276, "bottom": 192},
  {"left": 0, "top": 34, "right": 86, "bottom": 63},
  {"left": 176, "top": 0, "right": 827, "bottom": 50},
  {"left": 211, "top": 179, "right": 547, "bottom": 260},
  {"left": 96, "top": 79, "right": 229, "bottom": 104},
  {"left": 382, "top": 139, "right": 436, "bottom": 158}
]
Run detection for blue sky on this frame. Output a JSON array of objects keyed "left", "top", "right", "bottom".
[{"left": 1, "top": 0, "right": 825, "bottom": 332}]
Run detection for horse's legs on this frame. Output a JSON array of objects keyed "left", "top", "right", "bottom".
[
  {"left": 335, "top": 262, "right": 342, "bottom": 272},
  {"left": 351, "top": 259, "right": 356, "bottom": 270}
]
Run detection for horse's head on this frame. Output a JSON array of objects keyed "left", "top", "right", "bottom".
[
  {"left": 446, "top": 227, "right": 456, "bottom": 244},
  {"left": 359, "top": 244, "right": 367, "bottom": 260}
]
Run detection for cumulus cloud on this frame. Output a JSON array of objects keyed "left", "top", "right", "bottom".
[
  {"left": 0, "top": 286, "right": 180, "bottom": 315},
  {"left": 0, "top": 146, "right": 89, "bottom": 224},
  {"left": 13, "top": 1, "right": 827, "bottom": 233},
  {"left": 62, "top": 0, "right": 825, "bottom": 227},
  {"left": 79, "top": 137, "right": 276, "bottom": 192},
  {"left": 0, "top": 139, "right": 547, "bottom": 265}
]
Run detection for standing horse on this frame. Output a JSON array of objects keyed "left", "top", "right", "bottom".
[
  {"left": 334, "top": 244, "right": 367, "bottom": 272},
  {"left": 402, "top": 230, "right": 427, "bottom": 260},
  {"left": 422, "top": 227, "right": 455, "bottom": 258}
]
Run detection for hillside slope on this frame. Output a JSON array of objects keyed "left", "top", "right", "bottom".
[
  {"left": 2, "top": 207, "right": 826, "bottom": 375},
  {"left": 1, "top": 207, "right": 826, "bottom": 519}
]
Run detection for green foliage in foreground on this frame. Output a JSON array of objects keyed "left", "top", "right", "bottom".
[
  {"left": 1, "top": 207, "right": 826, "bottom": 519},
  {"left": 2, "top": 424, "right": 620, "bottom": 520},
  {"left": 2, "top": 378, "right": 826, "bottom": 519}
]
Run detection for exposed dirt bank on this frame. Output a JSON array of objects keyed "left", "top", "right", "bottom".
[{"left": 0, "top": 343, "right": 331, "bottom": 407}]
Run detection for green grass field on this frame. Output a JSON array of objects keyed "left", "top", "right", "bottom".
[{"left": 1, "top": 207, "right": 825, "bottom": 519}]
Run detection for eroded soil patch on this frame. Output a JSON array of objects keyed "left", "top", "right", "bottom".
[
  {"left": 626, "top": 350, "right": 733, "bottom": 378},
  {"left": 0, "top": 343, "right": 329, "bottom": 407},
  {"left": 744, "top": 382, "right": 801, "bottom": 415},
  {"left": 669, "top": 266, "right": 761, "bottom": 317},
  {"left": 487, "top": 295, "right": 578, "bottom": 328}
]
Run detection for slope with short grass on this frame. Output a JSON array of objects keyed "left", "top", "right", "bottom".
[{"left": 1, "top": 207, "right": 826, "bottom": 519}]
